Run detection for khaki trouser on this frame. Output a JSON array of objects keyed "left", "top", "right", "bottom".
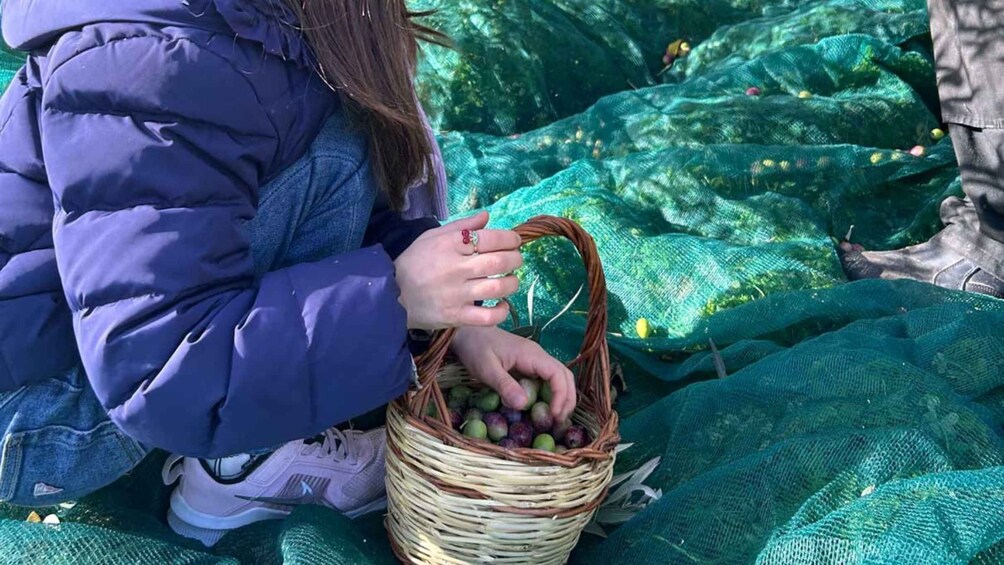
[{"left": 928, "top": 0, "right": 1004, "bottom": 274}]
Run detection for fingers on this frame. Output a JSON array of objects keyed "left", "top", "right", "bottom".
[
  {"left": 542, "top": 365, "right": 577, "bottom": 422},
  {"left": 465, "top": 275, "right": 519, "bottom": 302},
  {"left": 451, "top": 229, "right": 522, "bottom": 255},
  {"left": 510, "top": 346, "right": 577, "bottom": 421},
  {"left": 465, "top": 251, "right": 524, "bottom": 278},
  {"left": 456, "top": 302, "right": 510, "bottom": 327},
  {"left": 444, "top": 211, "right": 490, "bottom": 232},
  {"left": 440, "top": 213, "right": 521, "bottom": 255},
  {"left": 478, "top": 364, "right": 529, "bottom": 412}
]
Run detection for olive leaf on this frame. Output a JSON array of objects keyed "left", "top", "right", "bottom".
[
  {"left": 541, "top": 284, "right": 585, "bottom": 334},
  {"left": 528, "top": 276, "right": 538, "bottom": 327},
  {"left": 511, "top": 278, "right": 583, "bottom": 343},
  {"left": 584, "top": 453, "right": 663, "bottom": 538}
]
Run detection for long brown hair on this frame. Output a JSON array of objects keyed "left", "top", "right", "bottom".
[{"left": 288, "top": 1, "right": 448, "bottom": 210}]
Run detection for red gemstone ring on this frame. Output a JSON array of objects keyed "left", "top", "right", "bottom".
[{"left": 461, "top": 229, "right": 479, "bottom": 254}]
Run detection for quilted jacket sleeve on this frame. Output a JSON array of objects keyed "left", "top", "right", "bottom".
[
  {"left": 0, "top": 67, "right": 81, "bottom": 390},
  {"left": 41, "top": 36, "right": 415, "bottom": 458}
]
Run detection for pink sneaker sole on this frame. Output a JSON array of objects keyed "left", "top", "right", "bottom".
[{"left": 167, "top": 487, "right": 389, "bottom": 546}]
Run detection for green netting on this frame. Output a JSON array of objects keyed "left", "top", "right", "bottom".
[
  {"left": 413, "top": 0, "right": 931, "bottom": 135},
  {"left": 0, "top": 40, "right": 21, "bottom": 91},
  {"left": 3, "top": 0, "right": 1004, "bottom": 563},
  {"left": 440, "top": 31, "right": 955, "bottom": 342},
  {"left": 412, "top": 0, "right": 837, "bottom": 135}
]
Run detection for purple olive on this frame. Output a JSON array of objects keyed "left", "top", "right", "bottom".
[
  {"left": 449, "top": 409, "right": 463, "bottom": 430},
  {"left": 552, "top": 418, "right": 572, "bottom": 442},
  {"left": 500, "top": 406, "right": 523, "bottom": 425},
  {"left": 508, "top": 422, "right": 534, "bottom": 448},
  {"left": 564, "top": 425, "right": 588, "bottom": 449},
  {"left": 484, "top": 412, "right": 508, "bottom": 442},
  {"left": 518, "top": 378, "right": 539, "bottom": 410},
  {"left": 530, "top": 402, "right": 554, "bottom": 433},
  {"left": 497, "top": 438, "right": 519, "bottom": 449}
]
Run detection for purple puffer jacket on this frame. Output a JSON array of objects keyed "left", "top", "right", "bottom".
[{"left": 0, "top": 0, "right": 446, "bottom": 458}]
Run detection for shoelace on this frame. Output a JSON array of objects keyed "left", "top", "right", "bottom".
[{"left": 302, "top": 428, "right": 362, "bottom": 463}]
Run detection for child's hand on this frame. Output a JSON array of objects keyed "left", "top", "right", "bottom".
[
  {"left": 450, "top": 326, "right": 576, "bottom": 421},
  {"left": 395, "top": 212, "right": 522, "bottom": 330}
]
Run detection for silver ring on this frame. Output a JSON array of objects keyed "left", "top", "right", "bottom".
[{"left": 470, "top": 230, "right": 479, "bottom": 254}]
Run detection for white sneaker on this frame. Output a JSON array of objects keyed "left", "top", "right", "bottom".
[{"left": 163, "top": 427, "right": 388, "bottom": 546}]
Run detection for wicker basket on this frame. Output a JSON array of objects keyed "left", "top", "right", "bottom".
[{"left": 385, "top": 216, "right": 620, "bottom": 564}]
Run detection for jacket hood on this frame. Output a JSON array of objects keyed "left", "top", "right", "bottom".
[{"left": 2, "top": 0, "right": 310, "bottom": 67}]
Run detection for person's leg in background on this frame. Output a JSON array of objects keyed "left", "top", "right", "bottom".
[
  {"left": 935, "top": 125, "right": 1004, "bottom": 281},
  {"left": 842, "top": 0, "right": 1004, "bottom": 296}
]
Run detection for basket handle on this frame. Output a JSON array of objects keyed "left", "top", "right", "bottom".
[{"left": 410, "top": 215, "right": 612, "bottom": 426}]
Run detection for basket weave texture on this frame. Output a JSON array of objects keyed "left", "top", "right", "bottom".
[{"left": 385, "top": 216, "right": 620, "bottom": 564}]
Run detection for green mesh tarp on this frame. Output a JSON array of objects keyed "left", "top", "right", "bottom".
[
  {"left": 0, "top": 41, "right": 21, "bottom": 90},
  {"left": 3, "top": 0, "right": 1004, "bottom": 563},
  {"left": 413, "top": 0, "right": 932, "bottom": 135}
]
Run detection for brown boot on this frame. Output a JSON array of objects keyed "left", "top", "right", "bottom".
[{"left": 839, "top": 233, "right": 1004, "bottom": 298}]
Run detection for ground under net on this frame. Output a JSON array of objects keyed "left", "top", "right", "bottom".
[{"left": 2, "top": 0, "right": 1003, "bottom": 563}]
